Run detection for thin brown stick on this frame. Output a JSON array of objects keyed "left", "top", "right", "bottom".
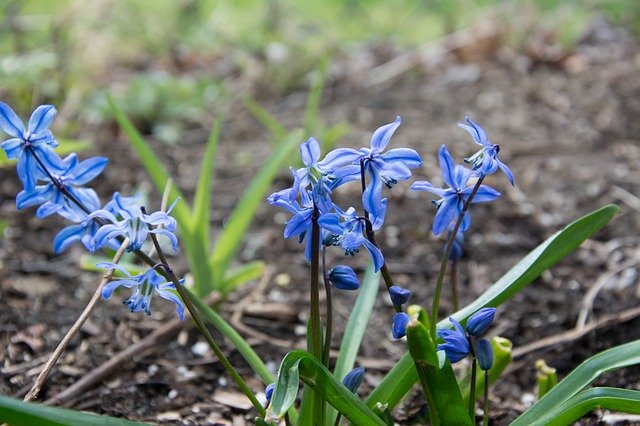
[
  {"left": 24, "top": 239, "right": 130, "bottom": 402},
  {"left": 46, "top": 291, "right": 220, "bottom": 406},
  {"left": 511, "top": 305, "right": 640, "bottom": 360}
]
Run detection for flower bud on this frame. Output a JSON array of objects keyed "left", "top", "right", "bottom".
[
  {"left": 389, "top": 285, "right": 411, "bottom": 306},
  {"left": 391, "top": 312, "right": 410, "bottom": 339},
  {"left": 265, "top": 383, "right": 275, "bottom": 402},
  {"left": 342, "top": 366, "right": 365, "bottom": 393},
  {"left": 328, "top": 265, "right": 360, "bottom": 290},
  {"left": 465, "top": 307, "right": 496, "bottom": 336},
  {"left": 476, "top": 338, "right": 494, "bottom": 370}
]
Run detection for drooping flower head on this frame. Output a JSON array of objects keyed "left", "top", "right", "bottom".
[
  {"left": 98, "top": 262, "right": 185, "bottom": 320},
  {"left": 458, "top": 117, "right": 514, "bottom": 186},
  {"left": 328, "top": 265, "right": 360, "bottom": 290},
  {"left": 391, "top": 312, "right": 410, "bottom": 339},
  {"left": 0, "top": 102, "right": 60, "bottom": 191},
  {"left": 411, "top": 145, "right": 500, "bottom": 236},
  {"left": 342, "top": 366, "right": 365, "bottom": 393},
  {"left": 437, "top": 308, "right": 497, "bottom": 363},
  {"left": 89, "top": 192, "right": 179, "bottom": 252},
  {"left": 389, "top": 285, "right": 411, "bottom": 306}
]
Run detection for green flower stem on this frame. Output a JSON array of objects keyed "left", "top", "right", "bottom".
[
  {"left": 322, "top": 246, "right": 333, "bottom": 367},
  {"left": 469, "top": 357, "right": 477, "bottom": 421},
  {"left": 145, "top": 222, "right": 265, "bottom": 418},
  {"left": 450, "top": 259, "right": 459, "bottom": 312},
  {"left": 359, "top": 159, "right": 401, "bottom": 313},
  {"left": 483, "top": 370, "right": 489, "bottom": 426},
  {"left": 430, "top": 177, "right": 484, "bottom": 338},
  {"left": 309, "top": 204, "right": 326, "bottom": 425}
]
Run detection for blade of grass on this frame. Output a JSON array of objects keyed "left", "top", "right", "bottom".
[
  {"left": 221, "top": 260, "right": 265, "bottom": 293},
  {"left": 512, "top": 339, "right": 640, "bottom": 425},
  {"left": 106, "top": 94, "right": 191, "bottom": 228},
  {"left": 0, "top": 395, "right": 146, "bottom": 426},
  {"left": 243, "top": 97, "right": 288, "bottom": 141},
  {"left": 543, "top": 387, "right": 640, "bottom": 426},
  {"left": 209, "top": 130, "right": 302, "bottom": 286}
]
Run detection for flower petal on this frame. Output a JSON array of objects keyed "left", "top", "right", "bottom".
[
  {"left": 381, "top": 147, "right": 422, "bottom": 168},
  {"left": 27, "top": 105, "right": 56, "bottom": 136},
  {"left": 157, "top": 289, "right": 185, "bottom": 321},
  {"left": 438, "top": 145, "right": 457, "bottom": 189},
  {"left": 410, "top": 180, "right": 445, "bottom": 197},
  {"left": 0, "top": 101, "right": 25, "bottom": 137},
  {"left": 300, "top": 137, "right": 321, "bottom": 166},
  {"left": 370, "top": 116, "right": 401, "bottom": 153},
  {"left": 1, "top": 138, "right": 23, "bottom": 158},
  {"left": 67, "top": 156, "right": 108, "bottom": 185},
  {"left": 53, "top": 224, "right": 85, "bottom": 253},
  {"left": 458, "top": 116, "right": 488, "bottom": 147},
  {"left": 432, "top": 196, "right": 458, "bottom": 236},
  {"left": 318, "top": 148, "right": 360, "bottom": 170}
]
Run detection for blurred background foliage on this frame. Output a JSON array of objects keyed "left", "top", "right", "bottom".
[{"left": 0, "top": 0, "right": 638, "bottom": 143}]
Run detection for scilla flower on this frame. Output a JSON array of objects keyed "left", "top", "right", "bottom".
[
  {"left": 458, "top": 117, "right": 515, "bottom": 186},
  {"left": 391, "top": 312, "right": 410, "bottom": 339},
  {"left": 476, "top": 339, "right": 494, "bottom": 371},
  {"left": 0, "top": 102, "right": 60, "bottom": 191},
  {"left": 437, "top": 308, "right": 496, "bottom": 363},
  {"left": 98, "top": 262, "right": 185, "bottom": 320},
  {"left": 389, "top": 285, "right": 411, "bottom": 306},
  {"left": 328, "top": 265, "right": 360, "bottom": 290},
  {"left": 342, "top": 366, "right": 365, "bottom": 393},
  {"left": 89, "top": 192, "right": 179, "bottom": 252},
  {"left": 411, "top": 145, "right": 500, "bottom": 236}
]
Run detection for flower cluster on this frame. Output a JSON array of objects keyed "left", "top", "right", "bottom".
[
  {"left": 0, "top": 102, "right": 184, "bottom": 319},
  {"left": 268, "top": 118, "right": 422, "bottom": 272},
  {"left": 437, "top": 308, "right": 496, "bottom": 370}
]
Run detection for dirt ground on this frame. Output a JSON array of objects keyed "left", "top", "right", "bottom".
[{"left": 2, "top": 17, "right": 640, "bottom": 425}]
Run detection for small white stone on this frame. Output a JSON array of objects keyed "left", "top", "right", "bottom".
[
  {"left": 167, "top": 389, "right": 178, "bottom": 399},
  {"left": 192, "top": 341, "right": 210, "bottom": 357}
]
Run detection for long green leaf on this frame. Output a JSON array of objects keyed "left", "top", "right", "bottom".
[
  {"left": 221, "top": 260, "right": 265, "bottom": 293},
  {"left": 270, "top": 350, "right": 386, "bottom": 425},
  {"left": 192, "top": 115, "right": 222, "bottom": 247},
  {"left": 209, "top": 130, "right": 302, "bottom": 285},
  {"left": 326, "top": 262, "right": 380, "bottom": 425},
  {"left": 243, "top": 97, "right": 288, "bottom": 140},
  {"left": 512, "top": 339, "right": 640, "bottom": 425},
  {"left": 0, "top": 395, "right": 146, "bottom": 426},
  {"left": 106, "top": 95, "right": 191, "bottom": 228},
  {"left": 367, "top": 204, "right": 620, "bottom": 411},
  {"left": 542, "top": 387, "right": 640, "bottom": 426}
]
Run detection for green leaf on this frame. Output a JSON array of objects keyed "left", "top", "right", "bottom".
[
  {"left": 542, "top": 387, "right": 640, "bottom": 426},
  {"left": 512, "top": 339, "right": 640, "bottom": 425},
  {"left": 221, "top": 260, "right": 265, "bottom": 293},
  {"left": 0, "top": 395, "right": 147, "bottom": 426},
  {"left": 243, "top": 97, "right": 288, "bottom": 141},
  {"left": 367, "top": 204, "right": 620, "bottom": 411},
  {"left": 106, "top": 94, "right": 191, "bottom": 230},
  {"left": 192, "top": 115, "right": 222, "bottom": 248},
  {"left": 270, "top": 350, "right": 386, "bottom": 425},
  {"left": 209, "top": 130, "right": 301, "bottom": 285},
  {"left": 303, "top": 58, "right": 329, "bottom": 137},
  {"left": 327, "top": 262, "right": 380, "bottom": 425}
]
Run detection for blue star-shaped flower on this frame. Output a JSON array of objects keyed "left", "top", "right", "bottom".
[
  {"left": 0, "top": 102, "right": 60, "bottom": 191},
  {"left": 411, "top": 145, "right": 500, "bottom": 236},
  {"left": 89, "top": 192, "right": 179, "bottom": 252},
  {"left": 15, "top": 152, "right": 108, "bottom": 219},
  {"left": 98, "top": 262, "right": 185, "bottom": 320},
  {"left": 357, "top": 117, "right": 422, "bottom": 229},
  {"left": 458, "top": 117, "right": 515, "bottom": 186}
]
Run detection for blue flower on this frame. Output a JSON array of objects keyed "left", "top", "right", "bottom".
[
  {"left": 437, "top": 308, "right": 497, "bottom": 363},
  {"left": 437, "top": 317, "right": 471, "bottom": 363},
  {"left": 342, "top": 366, "right": 365, "bottom": 393},
  {"left": 288, "top": 137, "right": 360, "bottom": 211},
  {"left": 458, "top": 117, "right": 515, "bottom": 186},
  {"left": 391, "top": 312, "right": 410, "bottom": 339},
  {"left": 318, "top": 207, "right": 384, "bottom": 272},
  {"left": 328, "top": 265, "right": 360, "bottom": 290},
  {"left": 268, "top": 188, "right": 319, "bottom": 261},
  {"left": 465, "top": 307, "right": 496, "bottom": 336},
  {"left": 411, "top": 145, "right": 500, "bottom": 236},
  {"left": 89, "top": 192, "right": 179, "bottom": 252},
  {"left": 0, "top": 102, "right": 60, "bottom": 191},
  {"left": 265, "top": 383, "right": 275, "bottom": 402},
  {"left": 389, "top": 285, "right": 411, "bottom": 306},
  {"left": 98, "top": 262, "right": 185, "bottom": 320},
  {"left": 476, "top": 339, "right": 494, "bottom": 371},
  {"left": 15, "top": 153, "right": 108, "bottom": 219},
  {"left": 357, "top": 117, "right": 422, "bottom": 229}
]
